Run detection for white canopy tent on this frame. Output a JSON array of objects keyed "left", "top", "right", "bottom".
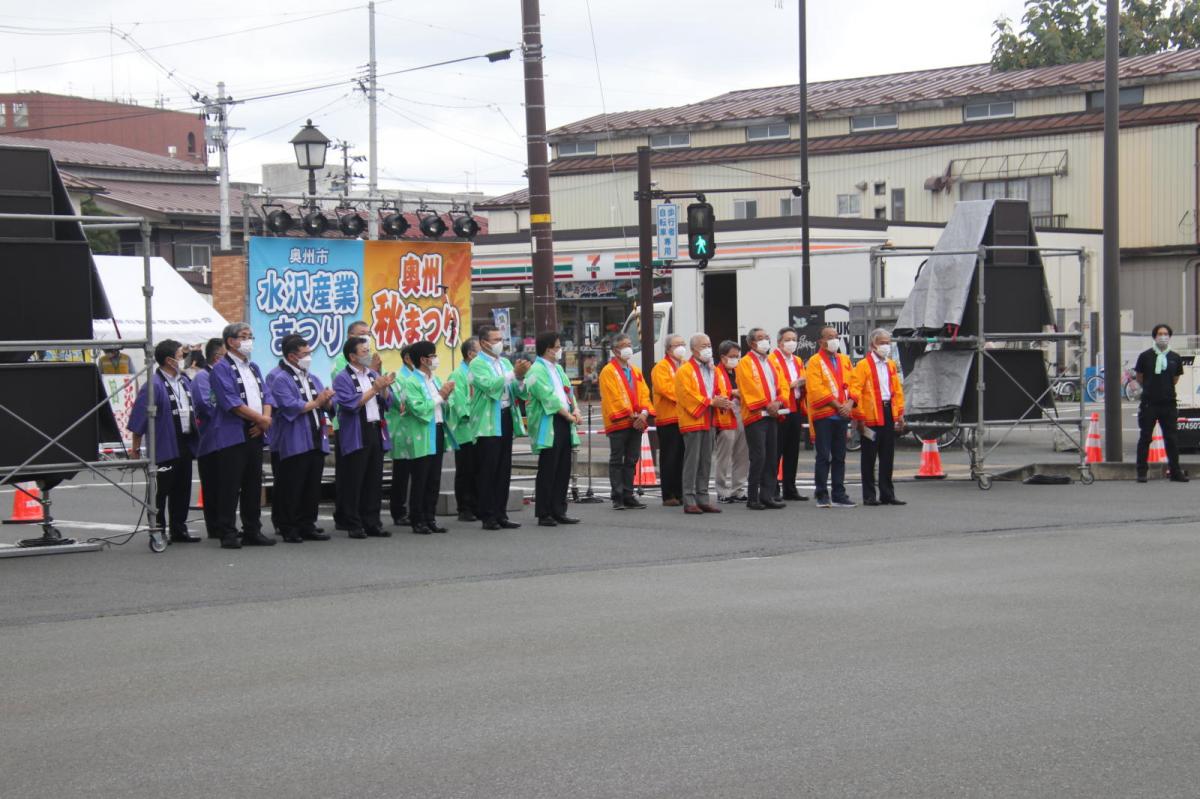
[{"left": 91, "top": 255, "right": 228, "bottom": 347}]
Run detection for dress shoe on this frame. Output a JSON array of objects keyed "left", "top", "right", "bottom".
[
  {"left": 220, "top": 535, "right": 242, "bottom": 549},
  {"left": 538, "top": 517, "right": 558, "bottom": 527},
  {"left": 772, "top": 493, "right": 784, "bottom": 503},
  {"left": 281, "top": 533, "right": 304, "bottom": 544},
  {"left": 170, "top": 530, "right": 201, "bottom": 543},
  {"left": 624, "top": 499, "right": 647, "bottom": 510},
  {"left": 429, "top": 523, "right": 448, "bottom": 533},
  {"left": 662, "top": 498, "right": 682, "bottom": 507},
  {"left": 366, "top": 527, "right": 392, "bottom": 538},
  {"left": 458, "top": 511, "right": 478, "bottom": 522},
  {"left": 313, "top": 526, "right": 326, "bottom": 534},
  {"left": 302, "top": 530, "right": 331, "bottom": 541},
  {"left": 746, "top": 501, "right": 767, "bottom": 510},
  {"left": 481, "top": 521, "right": 502, "bottom": 531},
  {"left": 411, "top": 524, "right": 432, "bottom": 535},
  {"left": 498, "top": 519, "right": 521, "bottom": 529},
  {"left": 1136, "top": 473, "right": 1148, "bottom": 483},
  {"left": 784, "top": 491, "right": 809, "bottom": 502},
  {"left": 242, "top": 532, "right": 277, "bottom": 546},
  {"left": 553, "top": 515, "right": 581, "bottom": 525},
  {"left": 699, "top": 504, "right": 722, "bottom": 513},
  {"left": 683, "top": 504, "right": 704, "bottom": 514},
  {"left": 392, "top": 515, "right": 410, "bottom": 527},
  {"left": 762, "top": 499, "right": 786, "bottom": 510},
  {"left": 348, "top": 528, "right": 368, "bottom": 539},
  {"left": 731, "top": 495, "right": 748, "bottom": 503},
  {"left": 1170, "top": 472, "right": 1190, "bottom": 483},
  {"left": 862, "top": 498, "right": 881, "bottom": 507},
  {"left": 883, "top": 498, "right": 907, "bottom": 506}
]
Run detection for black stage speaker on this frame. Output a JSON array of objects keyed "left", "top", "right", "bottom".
[
  {"left": 0, "top": 146, "right": 54, "bottom": 239},
  {"left": 0, "top": 241, "right": 94, "bottom": 341},
  {"left": 0, "top": 363, "right": 109, "bottom": 469}
]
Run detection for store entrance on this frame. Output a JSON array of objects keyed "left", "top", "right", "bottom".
[{"left": 703, "top": 271, "right": 738, "bottom": 349}]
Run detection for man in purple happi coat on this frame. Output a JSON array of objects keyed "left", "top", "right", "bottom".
[
  {"left": 190, "top": 337, "right": 225, "bottom": 538},
  {"left": 333, "top": 335, "right": 395, "bottom": 539}
]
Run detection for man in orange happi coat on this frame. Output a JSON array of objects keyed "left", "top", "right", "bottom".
[
  {"left": 651, "top": 334, "right": 688, "bottom": 507},
  {"left": 599, "top": 334, "right": 654, "bottom": 511},
  {"left": 805, "top": 326, "right": 856, "bottom": 509},
  {"left": 849, "top": 328, "right": 907, "bottom": 506},
  {"left": 735, "top": 327, "right": 787, "bottom": 510},
  {"left": 673, "top": 333, "right": 735, "bottom": 514},
  {"left": 769, "top": 325, "right": 808, "bottom": 502}
]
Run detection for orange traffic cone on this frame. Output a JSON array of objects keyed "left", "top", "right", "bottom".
[
  {"left": 1085, "top": 412, "right": 1103, "bottom": 463},
  {"left": 914, "top": 439, "right": 946, "bottom": 480},
  {"left": 190, "top": 486, "right": 205, "bottom": 512},
  {"left": 3, "top": 482, "right": 45, "bottom": 524},
  {"left": 1148, "top": 423, "right": 1168, "bottom": 465},
  {"left": 633, "top": 431, "right": 658, "bottom": 487}
]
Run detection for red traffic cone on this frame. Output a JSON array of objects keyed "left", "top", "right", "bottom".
[
  {"left": 1148, "top": 423, "right": 1168, "bottom": 465},
  {"left": 189, "top": 485, "right": 205, "bottom": 512},
  {"left": 914, "top": 439, "right": 946, "bottom": 480},
  {"left": 1084, "top": 412, "right": 1103, "bottom": 463},
  {"left": 633, "top": 431, "right": 658, "bottom": 487},
  {"left": 3, "top": 482, "right": 45, "bottom": 524}
]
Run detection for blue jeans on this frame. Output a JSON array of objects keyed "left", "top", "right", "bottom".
[{"left": 813, "top": 416, "right": 849, "bottom": 502}]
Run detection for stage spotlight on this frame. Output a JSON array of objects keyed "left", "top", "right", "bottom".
[
  {"left": 419, "top": 210, "right": 447, "bottom": 238},
  {"left": 265, "top": 207, "right": 293, "bottom": 234},
  {"left": 452, "top": 212, "right": 480, "bottom": 240},
  {"left": 380, "top": 209, "right": 409, "bottom": 238},
  {"left": 338, "top": 209, "right": 365, "bottom": 237},
  {"left": 302, "top": 210, "right": 329, "bottom": 237}
]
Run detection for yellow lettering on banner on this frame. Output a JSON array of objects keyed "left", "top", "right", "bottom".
[{"left": 530, "top": 213, "right": 552, "bottom": 224}]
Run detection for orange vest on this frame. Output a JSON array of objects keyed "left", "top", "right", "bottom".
[
  {"left": 735, "top": 353, "right": 784, "bottom": 426},
  {"left": 769, "top": 349, "right": 806, "bottom": 416},
  {"left": 674, "top": 358, "right": 736, "bottom": 433},
  {"left": 651, "top": 357, "right": 682, "bottom": 425},
  {"left": 599, "top": 359, "right": 653, "bottom": 433},
  {"left": 849, "top": 354, "right": 905, "bottom": 427},
  {"left": 805, "top": 350, "right": 853, "bottom": 424}
]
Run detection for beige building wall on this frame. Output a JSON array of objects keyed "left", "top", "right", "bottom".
[{"left": 1145, "top": 79, "right": 1200, "bottom": 103}]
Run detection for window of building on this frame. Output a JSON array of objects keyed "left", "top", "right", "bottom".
[
  {"left": 963, "top": 101, "right": 1015, "bottom": 122},
  {"left": 891, "top": 189, "right": 906, "bottom": 222},
  {"left": 850, "top": 113, "right": 897, "bottom": 133},
  {"left": 187, "top": 132, "right": 197, "bottom": 154},
  {"left": 557, "top": 140, "right": 597, "bottom": 157},
  {"left": 746, "top": 123, "right": 790, "bottom": 142},
  {"left": 873, "top": 181, "right": 886, "bottom": 196},
  {"left": 873, "top": 207, "right": 887, "bottom": 220},
  {"left": 1086, "top": 86, "right": 1144, "bottom": 110},
  {"left": 649, "top": 132, "right": 690, "bottom": 149},
  {"left": 779, "top": 196, "right": 802, "bottom": 216},
  {"left": 12, "top": 102, "right": 28, "bottom": 128},
  {"left": 0, "top": 103, "right": 6, "bottom": 128},
  {"left": 734, "top": 199, "right": 758, "bottom": 220},
  {"left": 960, "top": 175, "right": 1052, "bottom": 218},
  {"left": 837, "top": 193, "right": 861, "bottom": 216},
  {"left": 174, "top": 243, "right": 212, "bottom": 270}
]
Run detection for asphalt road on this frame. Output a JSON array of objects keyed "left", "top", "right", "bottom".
[{"left": 2, "top": 477, "right": 1198, "bottom": 798}]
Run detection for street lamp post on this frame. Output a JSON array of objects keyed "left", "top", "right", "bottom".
[{"left": 290, "top": 119, "right": 331, "bottom": 206}]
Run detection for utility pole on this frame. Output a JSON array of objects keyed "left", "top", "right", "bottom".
[
  {"left": 521, "top": 0, "right": 558, "bottom": 333},
  {"left": 637, "top": 147, "right": 655, "bottom": 382},
  {"left": 1102, "top": 0, "right": 1122, "bottom": 461},
  {"left": 367, "top": 0, "right": 380, "bottom": 240},
  {"left": 330, "top": 140, "right": 364, "bottom": 199},
  {"left": 798, "top": 0, "right": 812, "bottom": 305},
  {"left": 208, "top": 81, "right": 232, "bottom": 252}
]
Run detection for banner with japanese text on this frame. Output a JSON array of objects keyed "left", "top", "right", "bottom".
[{"left": 247, "top": 237, "right": 471, "bottom": 383}]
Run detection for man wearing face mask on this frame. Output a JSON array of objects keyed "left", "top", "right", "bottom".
[
  {"left": 398, "top": 340, "right": 457, "bottom": 535},
  {"left": 332, "top": 320, "right": 380, "bottom": 532},
  {"left": 470, "top": 325, "right": 531, "bottom": 530},
  {"left": 191, "top": 337, "right": 225, "bottom": 538},
  {"left": 674, "top": 333, "right": 735, "bottom": 514},
  {"left": 599, "top": 333, "right": 654, "bottom": 510},
  {"left": 448, "top": 337, "right": 481, "bottom": 521},
  {"left": 128, "top": 339, "right": 199, "bottom": 543},
  {"left": 806, "top": 327, "right": 856, "bottom": 509},
  {"left": 266, "top": 334, "right": 336, "bottom": 543},
  {"left": 334, "top": 336, "right": 396, "bottom": 539},
  {"left": 385, "top": 345, "right": 415, "bottom": 528},
  {"left": 714, "top": 341, "right": 750, "bottom": 502},
  {"left": 1134, "top": 323, "right": 1188, "bottom": 483},
  {"left": 770, "top": 326, "right": 808, "bottom": 502},
  {"left": 736, "top": 328, "right": 786, "bottom": 510},
  {"left": 850, "top": 329, "right": 906, "bottom": 506},
  {"left": 526, "top": 332, "right": 582, "bottom": 526},
  {"left": 651, "top": 334, "right": 688, "bottom": 507}
]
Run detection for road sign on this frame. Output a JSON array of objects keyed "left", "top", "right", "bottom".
[{"left": 655, "top": 203, "right": 678, "bottom": 261}]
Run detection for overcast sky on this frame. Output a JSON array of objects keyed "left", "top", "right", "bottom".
[{"left": 3, "top": 0, "right": 1028, "bottom": 195}]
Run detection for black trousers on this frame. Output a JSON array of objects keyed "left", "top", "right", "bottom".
[
  {"left": 475, "top": 411, "right": 514, "bottom": 525},
  {"left": 744, "top": 419, "right": 778, "bottom": 503},
  {"left": 454, "top": 442, "right": 478, "bottom": 516},
  {"left": 536, "top": 414, "right": 572, "bottom": 519},
  {"left": 607, "top": 427, "right": 641, "bottom": 505},
  {"left": 154, "top": 450, "right": 193, "bottom": 534},
  {"left": 196, "top": 451, "right": 218, "bottom": 535},
  {"left": 860, "top": 403, "right": 896, "bottom": 502},
  {"left": 274, "top": 449, "right": 324, "bottom": 537},
  {"left": 338, "top": 418, "right": 384, "bottom": 532},
  {"left": 390, "top": 458, "right": 411, "bottom": 523},
  {"left": 777, "top": 411, "right": 804, "bottom": 496},
  {"left": 213, "top": 439, "right": 264, "bottom": 539},
  {"left": 408, "top": 425, "right": 446, "bottom": 526},
  {"left": 1136, "top": 401, "right": 1181, "bottom": 473},
  {"left": 657, "top": 422, "right": 684, "bottom": 503}
]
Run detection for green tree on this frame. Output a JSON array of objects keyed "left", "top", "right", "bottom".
[
  {"left": 992, "top": 0, "right": 1200, "bottom": 71},
  {"left": 80, "top": 197, "right": 120, "bottom": 255}
]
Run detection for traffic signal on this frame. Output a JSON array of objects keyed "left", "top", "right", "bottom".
[{"left": 687, "top": 202, "right": 716, "bottom": 267}]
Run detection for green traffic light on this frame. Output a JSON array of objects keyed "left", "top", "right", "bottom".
[{"left": 694, "top": 236, "right": 708, "bottom": 256}]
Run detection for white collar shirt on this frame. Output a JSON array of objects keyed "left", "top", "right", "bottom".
[
  {"left": 421, "top": 371, "right": 444, "bottom": 424},
  {"left": 545, "top": 359, "right": 570, "bottom": 410},
  {"left": 755, "top": 351, "right": 777, "bottom": 396},
  {"left": 164, "top": 372, "right": 192, "bottom": 434},
  {"left": 287, "top": 362, "right": 322, "bottom": 429},
  {"left": 232, "top": 355, "right": 263, "bottom": 414},
  {"left": 874, "top": 354, "right": 892, "bottom": 401},
  {"left": 352, "top": 366, "right": 380, "bottom": 422}
]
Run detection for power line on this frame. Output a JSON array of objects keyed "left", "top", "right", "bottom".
[{"left": 376, "top": 100, "right": 525, "bottom": 165}]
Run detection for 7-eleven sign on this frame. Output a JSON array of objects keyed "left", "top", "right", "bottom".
[{"left": 571, "top": 252, "right": 617, "bottom": 281}]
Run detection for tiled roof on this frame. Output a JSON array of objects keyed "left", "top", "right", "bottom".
[
  {"left": 93, "top": 178, "right": 243, "bottom": 217},
  {"left": 0, "top": 136, "right": 211, "bottom": 173},
  {"left": 476, "top": 187, "right": 529, "bottom": 209},
  {"left": 58, "top": 170, "right": 106, "bottom": 192},
  {"left": 548, "top": 99, "right": 1200, "bottom": 176},
  {"left": 550, "top": 49, "right": 1200, "bottom": 137}
]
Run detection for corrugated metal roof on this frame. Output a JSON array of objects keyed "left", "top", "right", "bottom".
[
  {"left": 547, "top": 99, "right": 1200, "bottom": 176},
  {"left": 0, "top": 136, "right": 211, "bottom": 173},
  {"left": 549, "top": 49, "right": 1200, "bottom": 137},
  {"left": 94, "top": 179, "right": 242, "bottom": 217},
  {"left": 476, "top": 187, "right": 529, "bottom": 209}
]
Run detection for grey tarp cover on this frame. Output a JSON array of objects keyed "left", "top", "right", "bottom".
[
  {"left": 893, "top": 200, "right": 995, "bottom": 334},
  {"left": 901, "top": 349, "right": 975, "bottom": 415}
]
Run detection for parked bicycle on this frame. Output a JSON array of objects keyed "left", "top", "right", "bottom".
[{"left": 1085, "top": 367, "right": 1142, "bottom": 402}]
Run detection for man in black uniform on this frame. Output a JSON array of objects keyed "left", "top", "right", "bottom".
[{"left": 1134, "top": 323, "right": 1189, "bottom": 483}]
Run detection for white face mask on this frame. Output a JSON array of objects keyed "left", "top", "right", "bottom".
[
  {"left": 296, "top": 354, "right": 313, "bottom": 372},
  {"left": 725, "top": 356, "right": 740, "bottom": 369},
  {"left": 1156, "top": 335, "right": 1171, "bottom": 350},
  {"left": 754, "top": 339, "right": 770, "bottom": 354},
  {"left": 781, "top": 340, "right": 798, "bottom": 355},
  {"left": 429, "top": 356, "right": 440, "bottom": 371},
  {"left": 698, "top": 347, "right": 713, "bottom": 363},
  {"left": 546, "top": 347, "right": 562, "bottom": 362},
  {"left": 875, "top": 344, "right": 891, "bottom": 359},
  {"left": 618, "top": 347, "right": 634, "bottom": 361},
  {"left": 356, "top": 353, "right": 373, "bottom": 368},
  {"left": 489, "top": 341, "right": 505, "bottom": 356},
  {"left": 237, "top": 339, "right": 254, "bottom": 356},
  {"left": 825, "top": 339, "right": 840, "bottom": 353},
  {"left": 671, "top": 345, "right": 688, "bottom": 361}
]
